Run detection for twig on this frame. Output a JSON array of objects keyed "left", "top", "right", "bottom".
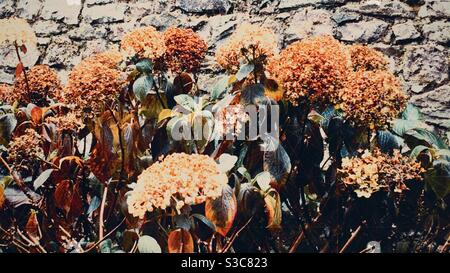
[
  {"left": 98, "top": 185, "right": 108, "bottom": 242},
  {"left": 289, "top": 214, "right": 320, "bottom": 253},
  {"left": 219, "top": 217, "right": 253, "bottom": 253},
  {"left": 360, "top": 245, "right": 375, "bottom": 253},
  {"left": 13, "top": 41, "right": 31, "bottom": 92},
  {"left": 84, "top": 218, "right": 125, "bottom": 253},
  {"left": 339, "top": 225, "right": 362, "bottom": 253}
]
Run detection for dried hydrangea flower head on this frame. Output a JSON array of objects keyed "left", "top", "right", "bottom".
[
  {"left": 127, "top": 153, "right": 228, "bottom": 219},
  {"left": 120, "top": 26, "right": 166, "bottom": 61},
  {"left": 0, "top": 84, "right": 16, "bottom": 105},
  {"left": 348, "top": 44, "right": 389, "bottom": 72},
  {"left": 163, "top": 27, "right": 208, "bottom": 74},
  {"left": 0, "top": 18, "right": 37, "bottom": 46},
  {"left": 267, "top": 35, "right": 350, "bottom": 106},
  {"left": 64, "top": 50, "right": 124, "bottom": 118},
  {"left": 216, "top": 23, "right": 278, "bottom": 73},
  {"left": 340, "top": 70, "right": 407, "bottom": 130},
  {"left": 13, "top": 65, "right": 62, "bottom": 107},
  {"left": 215, "top": 104, "right": 249, "bottom": 138},
  {"left": 45, "top": 111, "right": 84, "bottom": 134},
  {"left": 339, "top": 149, "right": 424, "bottom": 198},
  {"left": 8, "top": 128, "right": 44, "bottom": 173}
]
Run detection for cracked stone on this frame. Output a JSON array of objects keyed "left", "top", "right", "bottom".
[
  {"left": 43, "top": 37, "right": 81, "bottom": 68},
  {"left": 107, "top": 23, "right": 136, "bottom": 42},
  {"left": 41, "top": 0, "right": 82, "bottom": 25},
  {"left": 175, "top": 0, "right": 232, "bottom": 14},
  {"left": 0, "top": 0, "right": 15, "bottom": 19},
  {"left": 418, "top": 1, "right": 450, "bottom": 18},
  {"left": 16, "top": 0, "right": 43, "bottom": 20},
  {"left": 337, "top": 19, "right": 389, "bottom": 43},
  {"left": 83, "top": 3, "right": 127, "bottom": 24},
  {"left": 392, "top": 21, "right": 420, "bottom": 42},
  {"left": 422, "top": 21, "right": 450, "bottom": 44},
  {"left": 402, "top": 44, "right": 449, "bottom": 93},
  {"left": 411, "top": 85, "right": 450, "bottom": 128},
  {"left": 85, "top": 0, "right": 113, "bottom": 6},
  {"left": 140, "top": 13, "right": 182, "bottom": 31},
  {"left": 68, "top": 24, "right": 108, "bottom": 40},
  {"left": 285, "top": 8, "right": 335, "bottom": 43},
  {"left": 343, "top": 0, "right": 415, "bottom": 18},
  {"left": 332, "top": 11, "right": 361, "bottom": 25},
  {"left": 33, "top": 20, "right": 66, "bottom": 36}
]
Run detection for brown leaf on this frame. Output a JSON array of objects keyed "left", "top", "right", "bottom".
[
  {"left": 20, "top": 44, "right": 27, "bottom": 54},
  {"left": 15, "top": 62, "right": 24, "bottom": 78},
  {"left": 54, "top": 180, "right": 71, "bottom": 214},
  {"left": 0, "top": 185, "right": 5, "bottom": 209},
  {"left": 25, "top": 210, "right": 41, "bottom": 242},
  {"left": 205, "top": 184, "right": 237, "bottom": 237},
  {"left": 30, "top": 106, "right": 43, "bottom": 124},
  {"left": 167, "top": 229, "right": 194, "bottom": 253},
  {"left": 264, "top": 190, "right": 282, "bottom": 230},
  {"left": 173, "top": 72, "right": 193, "bottom": 95}
]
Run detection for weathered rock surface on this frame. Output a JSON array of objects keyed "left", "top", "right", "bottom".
[
  {"left": 422, "top": 21, "right": 450, "bottom": 44},
  {"left": 175, "top": 0, "right": 231, "bottom": 14},
  {"left": 392, "top": 21, "right": 420, "bottom": 42},
  {"left": 338, "top": 19, "right": 389, "bottom": 42}
]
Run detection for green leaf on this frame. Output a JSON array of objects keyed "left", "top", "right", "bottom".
[
  {"left": 210, "top": 76, "right": 230, "bottom": 100},
  {"left": 87, "top": 196, "right": 101, "bottom": 215},
  {"left": 136, "top": 59, "right": 153, "bottom": 73},
  {"left": 424, "top": 160, "right": 450, "bottom": 199},
  {"left": 174, "top": 94, "right": 195, "bottom": 112},
  {"left": 263, "top": 137, "right": 291, "bottom": 186},
  {"left": 404, "top": 128, "right": 448, "bottom": 150},
  {"left": 137, "top": 235, "right": 162, "bottom": 253},
  {"left": 377, "top": 130, "right": 402, "bottom": 154},
  {"left": 0, "top": 113, "right": 17, "bottom": 145},
  {"left": 255, "top": 171, "right": 271, "bottom": 191},
  {"left": 392, "top": 119, "right": 424, "bottom": 137},
  {"left": 99, "top": 239, "right": 112, "bottom": 253},
  {"left": 191, "top": 213, "right": 216, "bottom": 231},
  {"left": 236, "top": 63, "right": 254, "bottom": 81},
  {"left": 409, "top": 145, "right": 429, "bottom": 159},
  {"left": 33, "top": 169, "right": 55, "bottom": 190},
  {"left": 133, "top": 75, "right": 154, "bottom": 102},
  {"left": 402, "top": 103, "right": 422, "bottom": 121},
  {"left": 240, "top": 83, "right": 266, "bottom": 105}
]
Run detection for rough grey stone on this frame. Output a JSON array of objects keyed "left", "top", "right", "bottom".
[
  {"left": 332, "top": 12, "right": 361, "bottom": 25},
  {"left": 175, "top": 0, "right": 232, "bottom": 14},
  {"left": 0, "top": 69, "right": 14, "bottom": 84},
  {"left": 411, "top": 85, "right": 450, "bottom": 128},
  {"left": 41, "top": 0, "right": 82, "bottom": 25},
  {"left": 392, "top": 21, "right": 420, "bottom": 42},
  {"left": 68, "top": 24, "right": 107, "bottom": 40},
  {"left": 343, "top": 0, "right": 415, "bottom": 18},
  {"left": 402, "top": 44, "right": 449, "bottom": 93},
  {"left": 140, "top": 13, "right": 182, "bottom": 31},
  {"left": 43, "top": 37, "right": 81, "bottom": 68},
  {"left": 418, "top": 1, "right": 450, "bottom": 18},
  {"left": 285, "top": 8, "right": 335, "bottom": 43},
  {"left": 83, "top": 3, "right": 127, "bottom": 24},
  {"left": 16, "top": 0, "right": 43, "bottom": 20},
  {"left": 199, "top": 14, "right": 240, "bottom": 47},
  {"left": 33, "top": 20, "right": 66, "bottom": 36},
  {"left": 422, "top": 21, "right": 450, "bottom": 44},
  {"left": 278, "top": 0, "right": 320, "bottom": 10},
  {"left": 0, "top": 0, "right": 15, "bottom": 19},
  {"left": 107, "top": 23, "right": 135, "bottom": 42},
  {"left": 85, "top": 0, "right": 113, "bottom": 6},
  {"left": 338, "top": 19, "right": 389, "bottom": 42}
]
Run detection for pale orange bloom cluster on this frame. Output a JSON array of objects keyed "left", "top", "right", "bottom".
[
  {"left": 64, "top": 51, "right": 124, "bottom": 118},
  {"left": 13, "top": 65, "right": 62, "bottom": 107},
  {"left": 215, "top": 104, "right": 249, "bottom": 137},
  {"left": 339, "top": 149, "right": 424, "bottom": 198},
  {"left": 45, "top": 111, "right": 84, "bottom": 134},
  {"left": 164, "top": 27, "right": 208, "bottom": 73},
  {"left": 127, "top": 153, "right": 228, "bottom": 218},
  {"left": 340, "top": 70, "right": 407, "bottom": 129},
  {"left": 0, "top": 84, "right": 14, "bottom": 104},
  {"left": 0, "top": 18, "right": 37, "bottom": 46},
  {"left": 348, "top": 44, "right": 389, "bottom": 72},
  {"left": 120, "top": 26, "right": 166, "bottom": 60},
  {"left": 8, "top": 129, "right": 44, "bottom": 172},
  {"left": 267, "top": 35, "right": 350, "bottom": 106},
  {"left": 216, "top": 23, "right": 278, "bottom": 73}
]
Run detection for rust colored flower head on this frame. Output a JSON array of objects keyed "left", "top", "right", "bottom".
[
  {"left": 216, "top": 23, "right": 278, "bottom": 73},
  {"left": 339, "top": 149, "right": 424, "bottom": 198},
  {"left": 0, "top": 18, "right": 37, "bottom": 47},
  {"left": 163, "top": 27, "right": 208, "bottom": 74},
  {"left": 348, "top": 44, "right": 389, "bottom": 72},
  {"left": 64, "top": 51, "right": 124, "bottom": 118},
  {"left": 13, "top": 65, "right": 62, "bottom": 107},
  {"left": 8, "top": 128, "right": 44, "bottom": 173},
  {"left": 340, "top": 70, "right": 407, "bottom": 130},
  {"left": 0, "top": 84, "right": 17, "bottom": 105},
  {"left": 120, "top": 26, "right": 166, "bottom": 61},
  {"left": 45, "top": 111, "right": 84, "bottom": 134},
  {"left": 267, "top": 35, "right": 350, "bottom": 106},
  {"left": 127, "top": 153, "right": 228, "bottom": 218}
]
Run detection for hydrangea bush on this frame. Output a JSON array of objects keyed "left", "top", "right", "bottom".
[{"left": 0, "top": 18, "right": 449, "bottom": 254}]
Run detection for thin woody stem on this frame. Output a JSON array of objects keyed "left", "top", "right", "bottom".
[{"left": 13, "top": 41, "right": 31, "bottom": 93}]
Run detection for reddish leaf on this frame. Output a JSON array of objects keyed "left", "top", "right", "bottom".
[
  {"left": 25, "top": 210, "right": 41, "bottom": 242},
  {"left": 54, "top": 180, "right": 71, "bottom": 213},
  {"left": 30, "top": 106, "right": 43, "bottom": 124},
  {"left": 20, "top": 44, "right": 27, "bottom": 54},
  {"left": 205, "top": 184, "right": 237, "bottom": 237},
  {"left": 68, "top": 183, "right": 83, "bottom": 219},
  {"left": 173, "top": 72, "right": 193, "bottom": 95},
  {"left": 264, "top": 190, "right": 282, "bottom": 230},
  {"left": 167, "top": 229, "right": 194, "bottom": 253},
  {"left": 15, "top": 62, "right": 24, "bottom": 78}
]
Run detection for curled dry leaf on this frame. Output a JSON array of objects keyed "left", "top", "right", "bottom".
[
  {"left": 167, "top": 228, "right": 194, "bottom": 253},
  {"left": 205, "top": 184, "right": 237, "bottom": 237}
]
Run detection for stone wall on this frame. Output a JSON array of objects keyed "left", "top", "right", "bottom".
[{"left": 0, "top": 0, "right": 449, "bottom": 129}]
